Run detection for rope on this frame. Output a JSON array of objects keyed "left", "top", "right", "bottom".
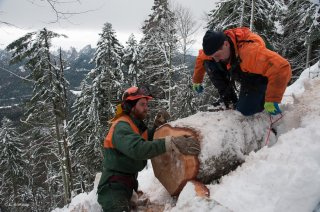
[{"left": 265, "top": 113, "right": 284, "bottom": 146}]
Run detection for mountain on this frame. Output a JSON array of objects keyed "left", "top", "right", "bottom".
[
  {"left": 0, "top": 46, "right": 95, "bottom": 107},
  {"left": 53, "top": 45, "right": 96, "bottom": 89},
  {"left": 0, "top": 46, "right": 95, "bottom": 124}
]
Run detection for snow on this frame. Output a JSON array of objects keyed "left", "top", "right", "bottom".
[
  {"left": 309, "top": 0, "right": 320, "bottom": 5},
  {"left": 170, "top": 111, "right": 274, "bottom": 167},
  {"left": 52, "top": 173, "right": 102, "bottom": 212},
  {"left": 52, "top": 61, "right": 320, "bottom": 212},
  {"left": 70, "top": 90, "right": 81, "bottom": 97}
]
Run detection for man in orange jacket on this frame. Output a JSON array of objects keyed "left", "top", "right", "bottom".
[{"left": 192, "top": 27, "right": 291, "bottom": 116}]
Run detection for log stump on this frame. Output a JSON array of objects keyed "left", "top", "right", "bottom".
[{"left": 151, "top": 125, "right": 200, "bottom": 196}]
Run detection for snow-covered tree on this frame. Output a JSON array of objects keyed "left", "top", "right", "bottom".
[
  {"left": 123, "top": 34, "right": 141, "bottom": 86},
  {"left": 282, "top": 0, "right": 320, "bottom": 79},
  {"left": 68, "top": 79, "right": 103, "bottom": 193},
  {"left": 0, "top": 117, "right": 27, "bottom": 210},
  {"left": 140, "top": 0, "right": 178, "bottom": 118},
  {"left": 68, "top": 22, "right": 124, "bottom": 193},
  {"left": 207, "top": 0, "right": 284, "bottom": 50},
  {"left": 6, "top": 28, "right": 73, "bottom": 205},
  {"left": 92, "top": 22, "right": 124, "bottom": 121}
]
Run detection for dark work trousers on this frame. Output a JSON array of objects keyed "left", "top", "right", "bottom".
[
  {"left": 203, "top": 60, "right": 267, "bottom": 116},
  {"left": 97, "top": 182, "right": 132, "bottom": 212},
  {"left": 236, "top": 82, "right": 267, "bottom": 116}
]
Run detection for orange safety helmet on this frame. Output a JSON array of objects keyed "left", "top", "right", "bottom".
[{"left": 122, "top": 86, "right": 153, "bottom": 101}]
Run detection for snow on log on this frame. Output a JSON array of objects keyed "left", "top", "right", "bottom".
[{"left": 152, "top": 111, "right": 274, "bottom": 196}]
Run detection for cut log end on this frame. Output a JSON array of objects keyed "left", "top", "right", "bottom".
[{"left": 152, "top": 124, "right": 200, "bottom": 196}]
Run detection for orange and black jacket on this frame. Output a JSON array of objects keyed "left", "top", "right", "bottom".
[
  {"left": 97, "top": 114, "right": 166, "bottom": 193},
  {"left": 193, "top": 27, "right": 291, "bottom": 104}
]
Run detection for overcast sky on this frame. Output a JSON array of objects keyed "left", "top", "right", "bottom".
[{"left": 0, "top": 0, "right": 217, "bottom": 54}]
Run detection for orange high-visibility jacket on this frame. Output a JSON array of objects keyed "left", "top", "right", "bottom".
[
  {"left": 192, "top": 27, "right": 292, "bottom": 103},
  {"left": 104, "top": 115, "right": 148, "bottom": 148}
]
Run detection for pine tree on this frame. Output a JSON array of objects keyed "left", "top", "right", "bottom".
[
  {"left": 0, "top": 117, "right": 27, "bottom": 211},
  {"left": 282, "top": 0, "right": 320, "bottom": 79},
  {"left": 68, "top": 79, "right": 103, "bottom": 193},
  {"left": 68, "top": 22, "right": 124, "bottom": 193},
  {"left": 6, "top": 28, "right": 73, "bottom": 206},
  {"left": 123, "top": 34, "right": 141, "bottom": 86},
  {"left": 207, "top": 0, "right": 284, "bottom": 50},
  {"left": 140, "top": 0, "right": 178, "bottom": 119},
  {"left": 92, "top": 22, "right": 124, "bottom": 121}
]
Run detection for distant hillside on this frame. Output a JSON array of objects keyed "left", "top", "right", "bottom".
[
  {"left": 0, "top": 45, "right": 196, "bottom": 124},
  {"left": 0, "top": 45, "right": 196, "bottom": 107},
  {"left": 0, "top": 45, "right": 95, "bottom": 107}
]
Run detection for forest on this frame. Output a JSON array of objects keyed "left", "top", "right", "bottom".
[{"left": 0, "top": 0, "right": 319, "bottom": 211}]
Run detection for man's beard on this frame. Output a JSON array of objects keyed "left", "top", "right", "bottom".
[{"left": 132, "top": 109, "right": 147, "bottom": 120}]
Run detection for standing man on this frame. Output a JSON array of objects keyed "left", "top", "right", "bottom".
[
  {"left": 192, "top": 27, "right": 291, "bottom": 116},
  {"left": 97, "top": 86, "right": 200, "bottom": 212}
]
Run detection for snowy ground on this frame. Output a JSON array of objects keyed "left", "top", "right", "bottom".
[{"left": 53, "top": 61, "right": 320, "bottom": 212}]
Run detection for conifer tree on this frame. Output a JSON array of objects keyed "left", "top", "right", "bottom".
[
  {"left": 68, "top": 22, "right": 124, "bottom": 192},
  {"left": 68, "top": 79, "right": 103, "bottom": 193},
  {"left": 282, "top": 0, "right": 320, "bottom": 79},
  {"left": 123, "top": 34, "right": 141, "bottom": 86},
  {"left": 0, "top": 117, "right": 27, "bottom": 210},
  {"left": 207, "top": 0, "right": 284, "bottom": 49},
  {"left": 6, "top": 28, "right": 72, "bottom": 205},
  {"left": 92, "top": 22, "right": 124, "bottom": 121},
  {"left": 140, "top": 0, "right": 178, "bottom": 118}
]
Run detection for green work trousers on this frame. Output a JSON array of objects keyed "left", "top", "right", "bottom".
[{"left": 97, "top": 182, "right": 133, "bottom": 212}]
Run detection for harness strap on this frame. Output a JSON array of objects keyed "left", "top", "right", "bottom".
[{"left": 265, "top": 113, "right": 284, "bottom": 146}]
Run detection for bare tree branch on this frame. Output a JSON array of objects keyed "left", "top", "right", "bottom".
[
  {"left": 172, "top": 3, "right": 200, "bottom": 61},
  {"left": 0, "top": 66, "right": 34, "bottom": 82},
  {"left": 43, "top": 0, "right": 99, "bottom": 24}
]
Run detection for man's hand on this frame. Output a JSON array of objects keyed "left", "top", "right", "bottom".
[
  {"left": 264, "top": 102, "right": 282, "bottom": 115},
  {"left": 192, "top": 83, "right": 204, "bottom": 94},
  {"left": 154, "top": 110, "right": 170, "bottom": 128},
  {"left": 165, "top": 135, "right": 200, "bottom": 155}
]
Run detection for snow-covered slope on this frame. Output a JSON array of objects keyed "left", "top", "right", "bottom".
[{"left": 53, "top": 61, "right": 320, "bottom": 212}]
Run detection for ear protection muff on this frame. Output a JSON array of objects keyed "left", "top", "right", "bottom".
[{"left": 122, "top": 100, "right": 138, "bottom": 114}]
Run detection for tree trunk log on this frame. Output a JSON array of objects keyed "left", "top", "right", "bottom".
[{"left": 151, "top": 111, "right": 272, "bottom": 196}]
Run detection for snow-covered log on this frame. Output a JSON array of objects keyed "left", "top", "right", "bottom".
[{"left": 152, "top": 111, "right": 274, "bottom": 196}]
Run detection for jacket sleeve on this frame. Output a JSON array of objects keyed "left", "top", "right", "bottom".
[
  {"left": 239, "top": 43, "right": 291, "bottom": 103},
  {"left": 192, "top": 50, "right": 210, "bottom": 84},
  {"left": 112, "top": 121, "right": 166, "bottom": 160}
]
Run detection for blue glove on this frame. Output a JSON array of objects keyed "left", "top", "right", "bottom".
[
  {"left": 264, "top": 102, "right": 282, "bottom": 115},
  {"left": 192, "top": 83, "right": 204, "bottom": 94}
]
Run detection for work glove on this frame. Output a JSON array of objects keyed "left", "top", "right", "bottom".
[
  {"left": 264, "top": 102, "right": 282, "bottom": 115},
  {"left": 154, "top": 110, "right": 170, "bottom": 128},
  {"left": 192, "top": 83, "right": 204, "bottom": 94},
  {"left": 165, "top": 135, "right": 200, "bottom": 155}
]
